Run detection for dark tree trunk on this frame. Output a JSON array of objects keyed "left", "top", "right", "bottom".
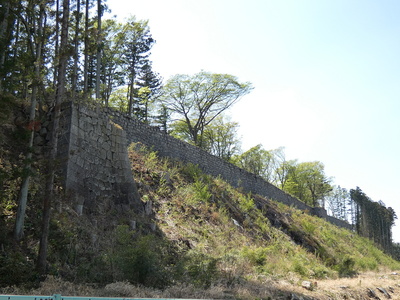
[
  {"left": 14, "top": 2, "right": 46, "bottom": 241},
  {"left": 71, "top": 0, "right": 81, "bottom": 99},
  {"left": 95, "top": 0, "right": 101, "bottom": 101},
  {"left": 37, "top": 0, "right": 70, "bottom": 274}
]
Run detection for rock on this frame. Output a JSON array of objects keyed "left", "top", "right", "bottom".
[
  {"left": 149, "top": 223, "right": 156, "bottom": 231},
  {"left": 40, "top": 127, "right": 47, "bottom": 136},
  {"left": 377, "top": 287, "right": 391, "bottom": 299},
  {"left": 289, "top": 293, "right": 304, "bottom": 300},
  {"left": 301, "top": 281, "right": 316, "bottom": 291},
  {"left": 367, "top": 288, "right": 381, "bottom": 299},
  {"left": 145, "top": 200, "right": 153, "bottom": 215},
  {"left": 129, "top": 220, "right": 136, "bottom": 230},
  {"left": 33, "top": 135, "right": 44, "bottom": 146}
]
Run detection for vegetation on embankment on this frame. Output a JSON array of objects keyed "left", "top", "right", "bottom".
[{"left": 1, "top": 111, "right": 400, "bottom": 298}]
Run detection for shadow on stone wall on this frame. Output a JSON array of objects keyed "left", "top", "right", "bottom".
[{"left": 58, "top": 101, "right": 351, "bottom": 230}]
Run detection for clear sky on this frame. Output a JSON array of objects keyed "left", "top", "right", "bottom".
[{"left": 106, "top": 0, "right": 400, "bottom": 241}]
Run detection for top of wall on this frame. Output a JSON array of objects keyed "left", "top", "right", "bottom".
[{"left": 61, "top": 101, "right": 352, "bottom": 230}]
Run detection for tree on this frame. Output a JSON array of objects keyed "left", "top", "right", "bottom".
[
  {"left": 161, "top": 71, "right": 253, "bottom": 147},
  {"left": 37, "top": 0, "right": 71, "bottom": 274},
  {"left": 350, "top": 187, "right": 397, "bottom": 253},
  {"left": 0, "top": 0, "right": 14, "bottom": 93},
  {"left": 134, "top": 61, "right": 163, "bottom": 122},
  {"left": 232, "top": 145, "right": 286, "bottom": 183},
  {"left": 121, "top": 17, "right": 154, "bottom": 116},
  {"left": 14, "top": 0, "right": 48, "bottom": 241},
  {"left": 203, "top": 116, "right": 241, "bottom": 161},
  {"left": 325, "top": 185, "right": 349, "bottom": 220},
  {"left": 232, "top": 144, "right": 272, "bottom": 179},
  {"left": 95, "top": 0, "right": 102, "bottom": 100},
  {"left": 172, "top": 115, "right": 241, "bottom": 160},
  {"left": 283, "top": 161, "right": 332, "bottom": 207}
]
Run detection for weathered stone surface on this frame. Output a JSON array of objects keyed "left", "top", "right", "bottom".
[
  {"left": 57, "top": 101, "right": 351, "bottom": 230},
  {"left": 301, "top": 281, "right": 315, "bottom": 291},
  {"left": 58, "top": 102, "right": 143, "bottom": 214}
]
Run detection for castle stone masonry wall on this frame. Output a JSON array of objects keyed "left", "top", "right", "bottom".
[
  {"left": 58, "top": 102, "right": 142, "bottom": 214},
  {"left": 59, "top": 101, "right": 351, "bottom": 230}
]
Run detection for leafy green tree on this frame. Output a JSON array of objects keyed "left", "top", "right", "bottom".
[
  {"left": 232, "top": 145, "right": 286, "bottom": 183},
  {"left": 203, "top": 117, "right": 241, "bottom": 161},
  {"left": 283, "top": 161, "right": 332, "bottom": 207},
  {"left": 161, "top": 71, "right": 253, "bottom": 147},
  {"left": 109, "top": 86, "right": 129, "bottom": 111},
  {"left": 171, "top": 116, "right": 241, "bottom": 160},
  {"left": 232, "top": 144, "right": 272, "bottom": 179}
]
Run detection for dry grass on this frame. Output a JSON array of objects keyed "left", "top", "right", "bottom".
[
  {"left": 273, "top": 270, "right": 400, "bottom": 300},
  {"left": 3, "top": 272, "right": 400, "bottom": 300}
]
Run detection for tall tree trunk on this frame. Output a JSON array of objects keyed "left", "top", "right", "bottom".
[
  {"left": 71, "top": 0, "right": 81, "bottom": 99},
  {"left": 37, "top": 0, "right": 70, "bottom": 274},
  {"left": 14, "top": 2, "right": 46, "bottom": 241},
  {"left": 83, "top": 0, "right": 89, "bottom": 96},
  {"left": 52, "top": 0, "right": 60, "bottom": 90},
  {"left": 0, "top": 1, "right": 11, "bottom": 93},
  {"left": 95, "top": 0, "right": 101, "bottom": 101}
]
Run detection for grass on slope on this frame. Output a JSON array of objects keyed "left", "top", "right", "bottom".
[
  {"left": 1, "top": 138, "right": 399, "bottom": 294},
  {"left": 126, "top": 142, "right": 400, "bottom": 286}
]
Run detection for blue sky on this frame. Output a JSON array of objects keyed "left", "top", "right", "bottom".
[{"left": 107, "top": 0, "right": 400, "bottom": 241}]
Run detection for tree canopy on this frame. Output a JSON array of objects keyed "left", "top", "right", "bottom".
[{"left": 161, "top": 71, "right": 253, "bottom": 147}]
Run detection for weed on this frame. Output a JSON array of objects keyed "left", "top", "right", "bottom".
[
  {"left": 301, "top": 219, "right": 317, "bottom": 235},
  {"left": 178, "top": 251, "right": 219, "bottom": 288},
  {"left": 238, "top": 193, "right": 255, "bottom": 213},
  {"left": 112, "top": 225, "right": 170, "bottom": 288},
  {"left": 335, "top": 256, "right": 357, "bottom": 277},
  {"left": 192, "top": 180, "right": 212, "bottom": 203}
]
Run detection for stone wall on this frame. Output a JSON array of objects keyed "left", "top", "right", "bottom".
[
  {"left": 58, "top": 101, "right": 351, "bottom": 230},
  {"left": 104, "top": 105, "right": 352, "bottom": 230},
  {"left": 58, "top": 102, "right": 142, "bottom": 214}
]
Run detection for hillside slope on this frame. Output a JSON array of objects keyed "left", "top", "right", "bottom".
[{"left": 2, "top": 116, "right": 400, "bottom": 299}]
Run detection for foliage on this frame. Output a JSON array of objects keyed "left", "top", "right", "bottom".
[
  {"left": 113, "top": 225, "right": 170, "bottom": 288},
  {"left": 0, "top": 250, "right": 37, "bottom": 287},
  {"left": 350, "top": 187, "right": 397, "bottom": 254},
  {"left": 232, "top": 144, "right": 278, "bottom": 181},
  {"left": 1, "top": 137, "right": 400, "bottom": 290},
  {"left": 177, "top": 251, "right": 219, "bottom": 288},
  {"left": 172, "top": 116, "right": 241, "bottom": 161},
  {"left": 161, "top": 71, "right": 253, "bottom": 147},
  {"left": 325, "top": 185, "right": 350, "bottom": 221},
  {"left": 282, "top": 161, "right": 332, "bottom": 207}
]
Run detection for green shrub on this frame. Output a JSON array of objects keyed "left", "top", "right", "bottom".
[
  {"left": 301, "top": 219, "right": 317, "bottom": 235},
  {"left": 0, "top": 250, "right": 36, "bottom": 287},
  {"left": 113, "top": 226, "right": 170, "bottom": 288},
  {"left": 177, "top": 251, "right": 219, "bottom": 288},
  {"left": 181, "top": 163, "right": 203, "bottom": 181},
  {"left": 357, "top": 256, "right": 378, "bottom": 271},
  {"left": 241, "top": 247, "right": 267, "bottom": 266},
  {"left": 335, "top": 256, "right": 357, "bottom": 277},
  {"left": 238, "top": 193, "right": 255, "bottom": 213},
  {"left": 192, "top": 180, "right": 212, "bottom": 203}
]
